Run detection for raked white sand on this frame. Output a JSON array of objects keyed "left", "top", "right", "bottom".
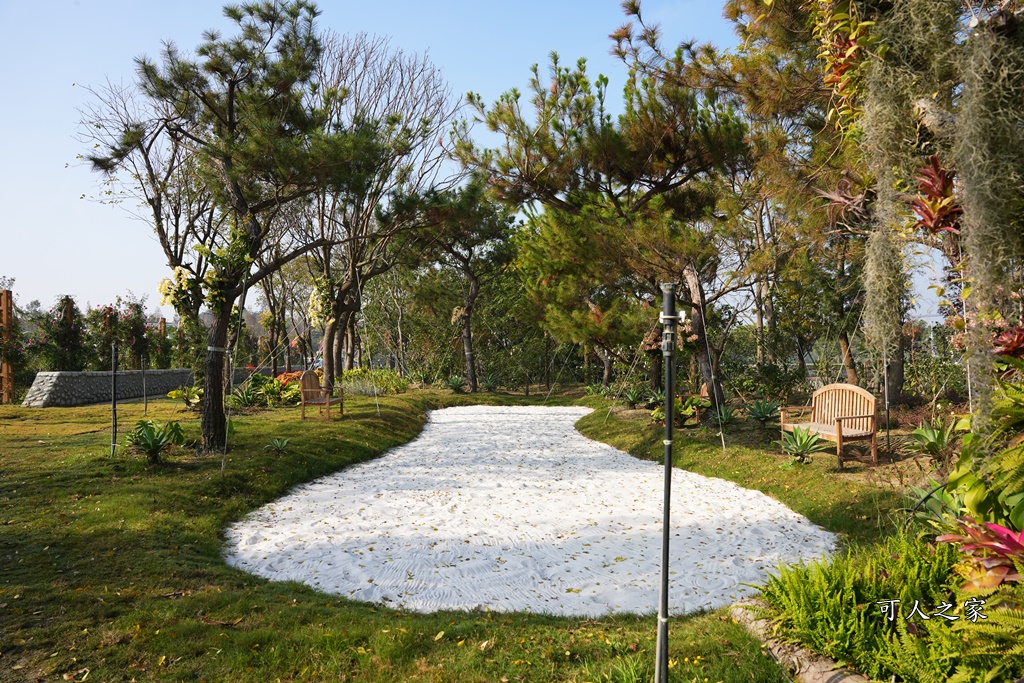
[{"left": 224, "top": 406, "right": 836, "bottom": 617}]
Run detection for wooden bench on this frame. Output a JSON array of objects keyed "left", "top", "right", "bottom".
[
  {"left": 299, "top": 369, "right": 343, "bottom": 420},
  {"left": 780, "top": 383, "right": 877, "bottom": 469}
]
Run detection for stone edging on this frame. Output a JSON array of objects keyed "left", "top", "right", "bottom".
[{"left": 729, "top": 598, "right": 869, "bottom": 683}]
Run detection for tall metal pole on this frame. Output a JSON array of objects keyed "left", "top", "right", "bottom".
[
  {"left": 655, "top": 283, "right": 678, "bottom": 683},
  {"left": 110, "top": 339, "right": 118, "bottom": 457}
]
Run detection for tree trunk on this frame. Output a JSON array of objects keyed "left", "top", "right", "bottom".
[
  {"left": 885, "top": 337, "right": 906, "bottom": 406},
  {"left": 795, "top": 335, "right": 808, "bottom": 379},
  {"left": 353, "top": 324, "right": 362, "bottom": 369},
  {"left": 461, "top": 274, "right": 480, "bottom": 392},
  {"left": 322, "top": 319, "right": 337, "bottom": 392},
  {"left": 681, "top": 264, "right": 725, "bottom": 410},
  {"left": 596, "top": 345, "right": 613, "bottom": 388},
  {"left": 650, "top": 354, "right": 662, "bottom": 392},
  {"left": 201, "top": 300, "right": 234, "bottom": 453},
  {"left": 344, "top": 315, "right": 356, "bottom": 371},
  {"left": 754, "top": 288, "right": 765, "bottom": 365},
  {"left": 838, "top": 330, "right": 859, "bottom": 385},
  {"left": 333, "top": 316, "right": 345, "bottom": 383}
]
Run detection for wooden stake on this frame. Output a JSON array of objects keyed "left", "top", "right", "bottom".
[{"left": 0, "top": 290, "right": 13, "bottom": 404}]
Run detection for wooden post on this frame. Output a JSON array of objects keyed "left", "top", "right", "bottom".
[
  {"left": 158, "top": 317, "right": 166, "bottom": 337},
  {"left": 0, "top": 290, "right": 13, "bottom": 404},
  {"left": 111, "top": 340, "right": 118, "bottom": 457}
]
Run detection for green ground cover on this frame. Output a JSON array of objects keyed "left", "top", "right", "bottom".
[{"left": 0, "top": 392, "right": 897, "bottom": 682}]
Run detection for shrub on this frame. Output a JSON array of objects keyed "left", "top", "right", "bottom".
[
  {"left": 342, "top": 367, "right": 409, "bottom": 395},
  {"left": 34, "top": 295, "right": 90, "bottom": 371},
  {"left": 447, "top": 375, "right": 465, "bottom": 393}
]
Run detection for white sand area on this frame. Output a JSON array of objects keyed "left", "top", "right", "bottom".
[{"left": 224, "top": 405, "right": 836, "bottom": 617}]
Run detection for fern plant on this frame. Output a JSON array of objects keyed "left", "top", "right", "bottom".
[{"left": 759, "top": 533, "right": 962, "bottom": 681}]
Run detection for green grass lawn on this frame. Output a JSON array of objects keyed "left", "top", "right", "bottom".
[{"left": 0, "top": 392, "right": 903, "bottom": 682}]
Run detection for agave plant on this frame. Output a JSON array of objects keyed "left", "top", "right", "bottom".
[
  {"left": 746, "top": 399, "right": 780, "bottom": 426},
  {"left": 123, "top": 419, "right": 185, "bottom": 463},
  {"left": 264, "top": 438, "right": 290, "bottom": 455},
  {"left": 713, "top": 405, "right": 736, "bottom": 428},
  {"left": 909, "top": 479, "right": 965, "bottom": 527},
  {"left": 646, "top": 389, "right": 666, "bottom": 409},
  {"left": 937, "top": 517, "right": 1024, "bottom": 590},
  {"left": 776, "top": 426, "right": 831, "bottom": 464},
  {"left": 909, "top": 418, "right": 958, "bottom": 468},
  {"left": 621, "top": 386, "right": 647, "bottom": 409},
  {"left": 447, "top": 375, "right": 465, "bottom": 393},
  {"left": 480, "top": 374, "right": 499, "bottom": 392},
  {"left": 226, "top": 381, "right": 262, "bottom": 408}
]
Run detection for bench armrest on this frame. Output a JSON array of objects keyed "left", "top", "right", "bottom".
[{"left": 834, "top": 414, "right": 876, "bottom": 422}]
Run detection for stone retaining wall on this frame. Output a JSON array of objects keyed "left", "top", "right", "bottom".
[{"left": 21, "top": 367, "right": 273, "bottom": 408}]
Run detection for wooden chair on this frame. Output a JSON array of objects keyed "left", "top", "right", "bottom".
[
  {"left": 781, "top": 383, "right": 878, "bottom": 469},
  {"left": 299, "top": 370, "right": 343, "bottom": 420}
]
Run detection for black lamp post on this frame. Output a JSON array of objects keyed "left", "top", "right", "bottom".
[{"left": 654, "top": 283, "right": 682, "bottom": 683}]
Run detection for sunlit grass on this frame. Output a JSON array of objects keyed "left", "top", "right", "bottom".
[{"left": 0, "top": 391, "right": 863, "bottom": 681}]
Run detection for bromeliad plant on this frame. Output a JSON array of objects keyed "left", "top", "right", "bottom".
[
  {"left": 937, "top": 518, "right": 1024, "bottom": 591},
  {"left": 776, "top": 426, "right": 831, "bottom": 464},
  {"left": 909, "top": 155, "right": 962, "bottom": 236}
]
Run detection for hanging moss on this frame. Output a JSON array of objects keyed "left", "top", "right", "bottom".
[
  {"left": 863, "top": 227, "right": 906, "bottom": 357},
  {"left": 953, "top": 17, "right": 1024, "bottom": 425},
  {"left": 861, "top": 0, "right": 961, "bottom": 210}
]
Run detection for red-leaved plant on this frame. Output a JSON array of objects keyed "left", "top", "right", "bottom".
[
  {"left": 910, "top": 155, "right": 962, "bottom": 235},
  {"left": 937, "top": 517, "right": 1024, "bottom": 590},
  {"left": 993, "top": 327, "right": 1024, "bottom": 359}
]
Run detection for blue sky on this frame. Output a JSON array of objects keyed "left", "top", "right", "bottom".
[{"left": 0, "top": 0, "right": 737, "bottom": 315}]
